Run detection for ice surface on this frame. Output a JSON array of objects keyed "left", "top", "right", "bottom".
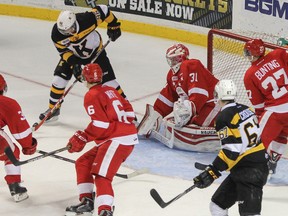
[{"left": 0, "top": 15, "right": 287, "bottom": 216}]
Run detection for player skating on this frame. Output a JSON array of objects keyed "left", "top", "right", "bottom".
[
  {"left": 193, "top": 79, "right": 268, "bottom": 216},
  {"left": 138, "top": 43, "right": 220, "bottom": 152},
  {"left": 0, "top": 74, "right": 37, "bottom": 202},
  {"left": 39, "top": 5, "right": 125, "bottom": 123},
  {"left": 65, "top": 64, "right": 138, "bottom": 216},
  {"left": 243, "top": 38, "right": 288, "bottom": 175}
]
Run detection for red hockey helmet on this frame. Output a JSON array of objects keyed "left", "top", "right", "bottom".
[
  {"left": 82, "top": 63, "right": 103, "bottom": 83},
  {"left": 244, "top": 39, "right": 265, "bottom": 60},
  {"left": 0, "top": 74, "right": 7, "bottom": 94},
  {"left": 166, "top": 44, "right": 189, "bottom": 73}
]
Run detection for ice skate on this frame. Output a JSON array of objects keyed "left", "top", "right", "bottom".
[
  {"left": 39, "top": 107, "right": 60, "bottom": 122},
  {"left": 8, "top": 182, "right": 29, "bottom": 202},
  {"left": 65, "top": 197, "right": 94, "bottom": 216},
  {"left": 99, "top": 210, "right": 113, "bottom": 216}
]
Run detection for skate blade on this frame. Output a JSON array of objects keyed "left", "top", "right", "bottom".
[
  {"left": 13, "top": 193, "right": 29, "bottom": 202},
  {"left": 64, "top": 211, "right": 93, "bottom": 216}
]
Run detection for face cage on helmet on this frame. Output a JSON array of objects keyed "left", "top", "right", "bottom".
[
  {"left": 166, "top": 55, "right": 183, "bottom": 68},
  {"left": 58, "top": 22, "right": 77, "bottom": 36}
]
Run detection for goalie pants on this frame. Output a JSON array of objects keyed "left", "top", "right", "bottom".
[
  {"left": 75, "top": 140, "right": 134, "bottom": 213},
  {"left": 211, "top": 164, "right": 268, "bottom": 215}
]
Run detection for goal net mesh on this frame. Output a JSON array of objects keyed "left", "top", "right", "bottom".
[{"left": 207, "top": 29, "right": 281, "bottom": 106}]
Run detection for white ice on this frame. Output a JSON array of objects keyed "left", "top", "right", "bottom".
[{"left": 0, "top": 15, "right": 287, "bottom": 216}]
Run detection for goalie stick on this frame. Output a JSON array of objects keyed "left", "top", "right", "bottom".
[
  {"left": 36, "top": 150, "right": 149, "bottom": 179},
  {"left": 150, "top": 184, "right": 196, "bottom": 208},
  {"left": 32, "top": 39, "right": 111, "bottom": 132},
  {"left": 5, "top": 146, "right": 69, "bottom": 166}
]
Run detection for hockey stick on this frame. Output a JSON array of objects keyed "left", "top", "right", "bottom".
[
  {"left": 150, "top": 184, "right": 196, "bottom": 208},
  {"left": 32, "top": 79, "right": 78, "bottom": 132},
  {"left": 194, "top": 162, "right": 208, "bottom": 170},
  {"left": 32, "top": 39, "right": 111, "bottom": 132},
  {"left": 5, "top": 146, "right": 69, "bottom": 166},
  {"left": 36, "top": 150, "right": 149, "bottom": 179}
]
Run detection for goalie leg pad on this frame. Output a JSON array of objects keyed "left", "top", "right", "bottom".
[{"left": 137, "top": 104, "right": 162, "bottom": 137}]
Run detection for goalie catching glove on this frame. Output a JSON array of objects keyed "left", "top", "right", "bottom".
[
  {"left": 193, "top": 165, "right": 221, "bottom": 189},
  {"left": 67, "top": 130, "right": 88, "bottom": 153},
  {"left": 137, "top": 104, "right": 162, "bottom": 137},
  {"left": 173, "top": 99, "right": 196, "bottom": 128}
]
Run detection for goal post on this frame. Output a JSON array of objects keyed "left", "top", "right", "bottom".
[{"left": 207, "top": 29, "right": 283, "bottom": 106}]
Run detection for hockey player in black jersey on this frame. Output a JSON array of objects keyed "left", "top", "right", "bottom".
[
  {"left": 39, "top": 5, "right": 126, "bottom": 122},
  {"left": 193, "top": 79, "right": 268, "bottom": 216}
]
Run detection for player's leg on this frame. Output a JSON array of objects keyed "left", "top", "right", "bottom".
[
  {"left": 210, "top": 175, "right": 237, "bottom": 216},
  {"left": 92, "top": 141, "right": 134, "bottom": 216},
  {"left": 232, "top": 166, "right": 268, "bottom": 216},
  {"left": 65, "top": 147, "right": 97, "bottom": 216},
  {"left": 39, "top": 59, "right": 73, "bottom": 122},
  {"left": 259, "top": 111, "right": 286, "bottom": 174},
  {"left": 95, "top": 50, "right": 127, "bottom": 99},
  {"left": 0, "top": 131, "right": 28, "bottom": 202}
]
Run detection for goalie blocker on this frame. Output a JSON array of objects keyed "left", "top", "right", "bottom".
[{"left": 138, "top": 104, "right": 220, "bottom": 152}]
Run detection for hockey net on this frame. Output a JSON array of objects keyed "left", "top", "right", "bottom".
[{"left": 207, "top": 29, "right": 283, "bottom": 107}]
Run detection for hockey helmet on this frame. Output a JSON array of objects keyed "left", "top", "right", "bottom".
[
  {"left": 166, "top": 44, "right": 189, "bottom": 73},
  {"left": 0, "top": 74, "right": 7, "bottom": 95},
  {"left": 214, "top": 79, "right": 237, "bottom": 101},
  {"left": 243, "top": 39, "right": 265, "bottom": 62},
  {"left": 57, "top": 11, "right": 78, "bottom": 35},
  {"left": 82, "top": 63, "right": 103, "bottom": 83}
]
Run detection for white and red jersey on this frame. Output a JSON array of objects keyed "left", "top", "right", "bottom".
[
  {"left": 83, "top": 85, "right": 138, "bottom": 145},
  {"left": 154, "top": 59, "right": 219, "bottom": 127},
  {"left": 0, "top": 95, "right": 33, "bottom": 149},
  {"left": 244, "top": 49, "right": 288, "bottom": 116}
]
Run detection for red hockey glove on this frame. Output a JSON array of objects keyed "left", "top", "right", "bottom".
[
  {"left": 22, "top": 137, "right": 37, "bottom": 155},
  {"left": 193, "top": 165, "right": 221, "bottom": 189},
  {"left": 67, "top": 130, "right": 88, "bottom": 153}
]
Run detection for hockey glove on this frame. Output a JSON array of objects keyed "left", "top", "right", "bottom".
[
  {"left": 22, "top": 137, "right": 37, "bottom": 155},
  {"left": 68, "top": 130, "right": 88, "bottom": 153},
  {"left": 72, "top": 64, "right": 83, "bottom": 82},
  {"left": 193, "top": 165, "right": 221, "bottom": 189},
  {"left": 107, "top": 21, "right": 121, "bottom": 42}
]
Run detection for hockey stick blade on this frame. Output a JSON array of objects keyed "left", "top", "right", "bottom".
[
  {"left": 150, "top": 185, "right": 196, "bottom": 208},
  {"left": 194, "top": 162, "right": 208, "bottom": 170},
  {"left": 116, "top": 168, "right": 149, "bottom": 179},
  {"left": 5, "top": 146, "right": 69, "bottom": 166},
  {"left": 36, "top": 150, "right": 147, "bottom": 179}
]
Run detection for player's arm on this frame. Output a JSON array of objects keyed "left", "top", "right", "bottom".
[
  {"left": 5, "top": 99, "right": 37, "bottom": 155},
  {"left": 244, "top": 74, "right": 265, "bottom": 116},
  {"left": 92, "top": 5, "right": 121, "bottom": 42}
]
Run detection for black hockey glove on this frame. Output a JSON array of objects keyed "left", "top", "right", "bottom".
[
  {"left": 107, "top": 21, "right": 121, "bottom": 42},
  {"left": 72, "top": 64, "right": 83, "bottom": 82},
  {"left": 193, "top": 165, "right": 221, "bottom": 189}
]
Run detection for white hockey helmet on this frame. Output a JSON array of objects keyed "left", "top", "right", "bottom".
[
  {"left": 214, "top": 79, "right": 237, "bottom": 101},
  {"left": 166, "top": 44, "right": 189, "bottom": 74},
  {"left": 57, "top": 11, "right": 78, "bottom": 35}
]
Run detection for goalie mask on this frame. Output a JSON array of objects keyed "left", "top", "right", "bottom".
[
  {"left": 57, "top": 11, "right": 79, "bottom": 36},
  {"left": 166, "top": 44, "right": 189, "bottom": 74},
  {"left": 0, "top": 74, "right": 7, "bottom": 95},
  {"left": 214, "top": 79, "right": 237, "bottom": 102},
  {"left": 243, "top": 39, "right": 265, "bottom": 62},
  {"left": 82, "top": 63, "right": 103, "bottom": 84}
]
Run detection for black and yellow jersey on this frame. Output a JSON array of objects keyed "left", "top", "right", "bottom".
[
  {"left": 212, "top": 102, "right": 267, "bottom": 172},
  {"left": 51, "top": 5, "right": 118, "bottom": 65}
]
